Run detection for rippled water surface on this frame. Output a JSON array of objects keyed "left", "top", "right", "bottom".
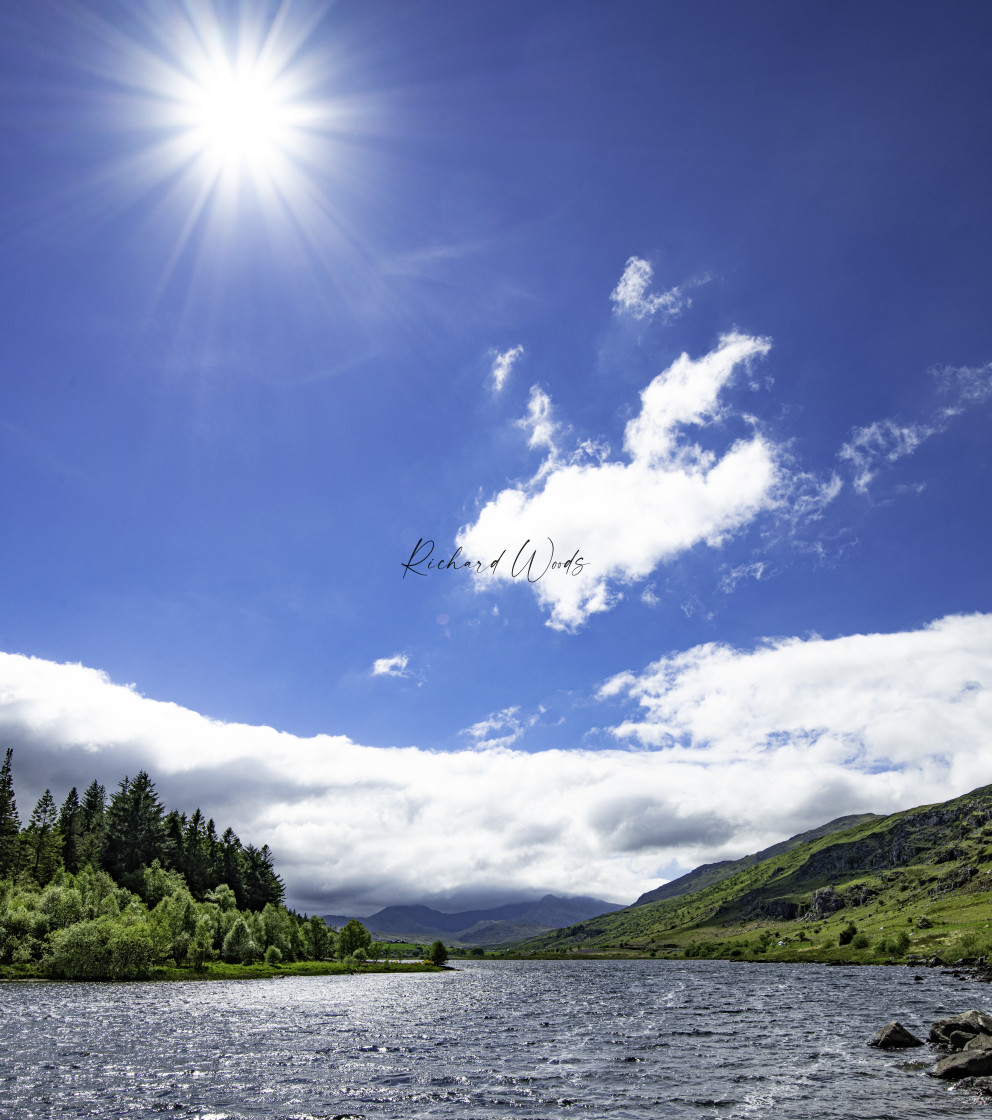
[{"left": 1, "top": 959, "right": 988, "bottom": 1119}]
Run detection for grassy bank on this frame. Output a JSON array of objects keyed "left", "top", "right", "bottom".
[{"left": 0, "top": 958, "right": 443, "bottom": 982}]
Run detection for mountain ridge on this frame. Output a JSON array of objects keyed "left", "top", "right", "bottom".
[
  {"left": 508, "top": 783, "right": 992, "bottom": 959},
  {"left": 323, "top": 893, "right": 625, "bottom": 946},
  {"left": 633, "top": 813, "right": 882, "bottom": 906}
]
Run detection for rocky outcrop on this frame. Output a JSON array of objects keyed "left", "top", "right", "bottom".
[
  {"left": 929, "top": 1009, "right": 992, "bottom": 1048},
  {"left": 867, "top": 1022, "right": 924, "bottom": 1049},
  {"left": 803, "top": 886, "right": 845, "bottom": 920}
]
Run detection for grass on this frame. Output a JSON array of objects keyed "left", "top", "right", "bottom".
[{"left": 0, "top": 958, "right": 443, "bottom": 983}]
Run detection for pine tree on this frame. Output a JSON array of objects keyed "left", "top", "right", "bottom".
[
  {"left": 0, "top": 747, "right": 21, "bottom": 877},
  {"left": 58, "top": 787, "right": 84, "bottom": 873},
  {"left": 102, "top": 771, "right": 167, "bottom": 880},
  {"left": 242, "top": 844, "right": 285, "bottom": 910},
  {"left": 24, "top": 789, "right": 63, "bottom": 885},
  {"left": 77, "top": 780, "right": 106, "bottom": 869}
]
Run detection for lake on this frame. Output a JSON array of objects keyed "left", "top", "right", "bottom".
[{"left": 1, "top": 959, "right": 987, "bottom": 1118}]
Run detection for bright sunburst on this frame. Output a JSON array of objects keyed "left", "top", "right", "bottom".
[{"left": 91, "top": 2, "right": 340, "bottom": 248}]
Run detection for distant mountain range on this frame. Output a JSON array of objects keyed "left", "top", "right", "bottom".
[{"left": 323, "top": 894, "right": 625, "bottom": 946}]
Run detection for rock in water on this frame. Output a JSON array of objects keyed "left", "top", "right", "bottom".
[
  {"left": 928, "top": 1051, "right": 992, "bottom": 1080},
  {"left": 867, "top": 1021, "right": 925, "bottom": 1049},
  {"left": 929, "top": 1010, "right": 992, "bottom": 1049}
]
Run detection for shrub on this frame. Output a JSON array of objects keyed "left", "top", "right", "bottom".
[
  {"left": 850, "top": 932, "right": 870, "bottom": 949},
  {"left": 264, "top": 945, "right": 282, "bottom": 966},
  {"left": 45, "top": 916, "right": 153, "bottom": 980},
  {"left": 838, "top": 922, "right": 858, "bottom": 946}
]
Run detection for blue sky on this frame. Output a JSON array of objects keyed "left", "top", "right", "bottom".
[{"left": 1, "top": 1, "right": 991, "bottom": 913}]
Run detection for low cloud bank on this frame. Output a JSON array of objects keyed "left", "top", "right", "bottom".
[{"left": 2, "top": 612, "right": 990, "bottom": 912}]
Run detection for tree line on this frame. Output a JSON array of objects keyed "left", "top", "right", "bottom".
[
  {"left": 0, "top": 748, "right": 370, "bottom": 978},
  {"left": 0, "top": 748, "right": 283, "bottom": 908}
]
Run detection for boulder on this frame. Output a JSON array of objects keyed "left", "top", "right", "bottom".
[
  {"left": 928, "top": 1051, "right": 992, "bottom": 1080},
  {"left": 930, "top": 1010, "right": 992, "bottom": 1049},
  {"left": 867, "top": 1021, "right": 924, "bottom": 1049},
  {"left": 965, "top": 1034, "right": 992, "bottom": 1052}
]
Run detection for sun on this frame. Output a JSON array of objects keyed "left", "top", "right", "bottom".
[
  {"left": 189, "top": 65, "right": 288, "bottom": 168},
  {"left": 177, "top": 49, "right": 305, "bottom": 189},
  {"left": 116, "top": 4, "right": 336, "bottom": 220}
]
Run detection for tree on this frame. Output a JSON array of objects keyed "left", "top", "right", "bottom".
[
  {"left": 222, "top": 916, "right": 257, "bottom": 963},
  {"left": 0, "top": 748, "right": 21, "bottom": 876},
  {"left": 428, "top": 940, "right": 448, "bottom": 966},
  {"left": 24, "top": 789, "right": 63, "bottom": 886},
  {"left": 103, "top": 772, "right": 168, "bottom": 880},
  {"left": 241, "top": 844, "right": 285, "bottom": 910},
  {"left": 337, "top": 919, "right": 372, "bottom": 958},
  {"left": 307, "top": 914, "right": 332, "bottom": 959},
  {"left": 58, "top": 787, "right": 84, "bottom": 873},
  {"left": 77, "top": 780, "right": 106, "bottom": 869}
]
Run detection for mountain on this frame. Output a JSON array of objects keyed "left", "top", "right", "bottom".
[
  {"left": 633, "top": 813, "right": 882, "bottom": 906},
  {"left": 509, "top": 783, "right": 992, "bottom": 958},
  {"left": 322, "top": 894, "right": 625, "bottom": 945}
]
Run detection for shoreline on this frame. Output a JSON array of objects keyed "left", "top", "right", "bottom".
[{"left": 0, "top": 959, "right": 443, "bottom": 983}]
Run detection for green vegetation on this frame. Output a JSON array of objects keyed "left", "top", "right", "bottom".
[
  {"left": 427, "top": 939, "right": 449, "bottom": 966},
  {"left": 0, "top": 750, "right": 437, "bottom": 981},
  {"left": 503, "top": 782, "right": 992, "bottom": 965}
]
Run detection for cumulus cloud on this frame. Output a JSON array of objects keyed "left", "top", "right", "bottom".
[
  {"left": 599, "top": 611, "right": 992, "bottom": 827},
  {"left": 0, "top": 618, "right": 990, "bottom": 911},
  {"left": 610, "top": 257, "right": 689, "bottom": 321},
  {"left": 458, "top": 332, "right": 786, "bottom": 630},
  {"left": 490, "top": 345, "right": 523, "bottom": 393},
  {"left": 371, "top": 653, "right": 410, "bottom": 678}
]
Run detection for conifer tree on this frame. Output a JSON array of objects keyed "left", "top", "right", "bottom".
[
  {"left": 0, "top": 747, "right": 21, "bottom": 876},
  {"left": 77, "top": 780, "right": 106, "bottom": 869},
  {"left": 24, "top": 789, "right": 63, "bottom": 885},
  {"left": 103, "top": 771, "right": 168, "bottom": 880},
  {"left": 58, "top": 787, "right": 84, "bottom": 873}
]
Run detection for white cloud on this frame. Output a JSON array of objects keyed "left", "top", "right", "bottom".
[
  {"left": 2, "top": 615, "right": 991, "bottom": 912},
  {"left": 934, "top": 359, "right": 992, "bottom": 408},
  {"left": 371, "top": 653, "right": 410, "bottom": 678},
  {"left": 836, "top": 357, "right": 992, "bottom": 493},
  {"left": 610, "top": 256, "right": 689, "bottom": 321},
  {"left": 599, "top": 612, "right": 992, "bottom": 803},
  {"left": 516, "top": 384, "right": 562, "bottom": 456},
  {"left": 838, "top": 419, "right": 934, "bottom": 493},
  {"left": 459, "top": 705, "right": 540, "bottom": 750},
  {"left": 490, "top": 345, "right": 523, "bottom": 393},
  {"left": 458, "top": 332, "right": 786, "bottom": 630}
]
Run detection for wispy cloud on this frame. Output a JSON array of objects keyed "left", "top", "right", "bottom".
[
  {"left": 610, "top": 256, "right": 690, "bottom": 321},
  {"left": 837, "top": 358, "right": 992, "bottom": 493},
  {"left": 460, "top": 705, "right": 540, "bottom": 750},
  {"left": 838, "top": 419, "right": 934, "bottom": 494},
  {"left": 371, "top": 653, "right": 411, "bottom": 678},
  {"left": 458, "top": 332, "right": 790, "bottom": 630},
  {"left": 490, "top": 345, "right": 523, "bottom": 393}
]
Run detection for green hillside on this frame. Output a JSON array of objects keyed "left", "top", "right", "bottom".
[
  {"left": 508, "top": 783, "right": 992, "bottom": 964},
  {"left": 632, "top": 813, "right": 881, "bottom": 906}
]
